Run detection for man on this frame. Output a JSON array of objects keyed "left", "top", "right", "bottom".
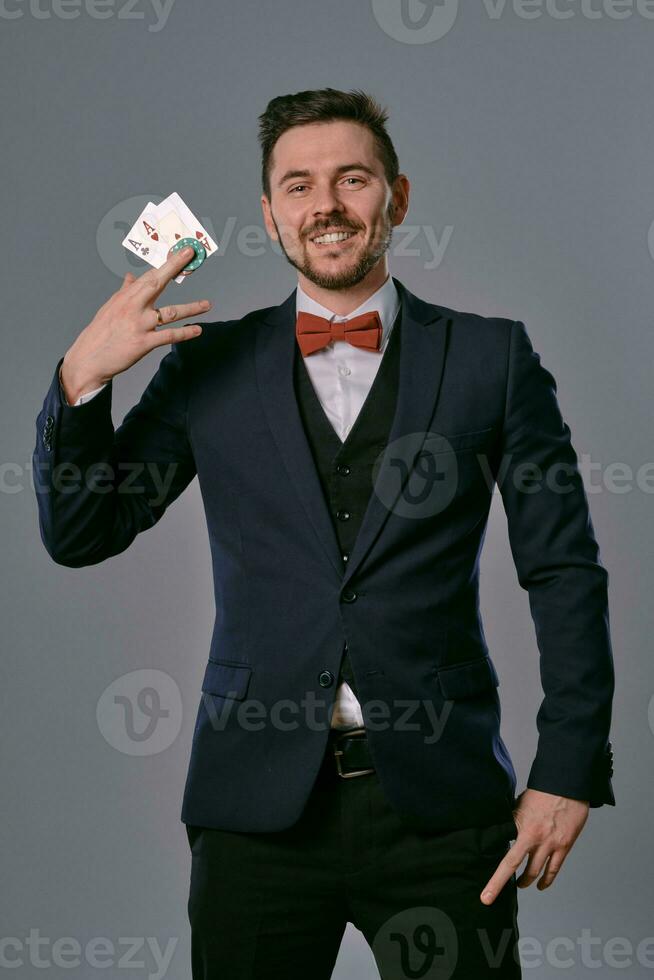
[{"left": 34, "top": 87, "right": 615, "bottom": 979}]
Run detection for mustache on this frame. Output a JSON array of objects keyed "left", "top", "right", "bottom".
[{"left": 306, "top": 224, "right": 359, "bottom": 239}]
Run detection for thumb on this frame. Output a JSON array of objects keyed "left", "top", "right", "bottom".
[{"left": 120, "top": 271, "right": 137, "bottom": 290}]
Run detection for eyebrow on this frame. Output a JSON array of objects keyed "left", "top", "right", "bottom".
[{"left": 277, "top": 162, "right": 377, "bottom": 188}]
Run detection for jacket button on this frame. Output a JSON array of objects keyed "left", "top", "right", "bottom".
[
  {"left": 336, "top": 510, "right": 351, "bottom": 521},
  {"left": 341, "top": 590, "right": 357, "bottom": 603},
  {"left": 318, "top": 670, "right": 334, "bottom": 688},
  {"left": 336, "top": 464, "right": 351, "bottom": 476}
]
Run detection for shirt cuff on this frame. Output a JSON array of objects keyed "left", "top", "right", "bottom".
[{"left": 58, "top": 367, "right": 107, "bottom": 406}]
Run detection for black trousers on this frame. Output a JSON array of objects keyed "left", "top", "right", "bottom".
[{"left": 186, "top": 740, "right": 521, "bottom": 979}]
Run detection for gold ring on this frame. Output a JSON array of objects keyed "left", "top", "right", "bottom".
[{"left": 154, "top": 307, "right": 163, "bottom": 326}]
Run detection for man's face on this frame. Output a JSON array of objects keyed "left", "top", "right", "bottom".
[{"left": 261, "top": 120, "right": 408, "bottom": 291}]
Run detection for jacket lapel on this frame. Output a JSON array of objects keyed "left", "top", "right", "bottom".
[{"left": 255, "top": 276, "right": 449, "bottom": 585}]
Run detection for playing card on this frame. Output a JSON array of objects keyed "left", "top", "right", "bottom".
[
  {"left": 122, "top": 193, "right": 217, "bottom": 285},
  {"left": 154, "top": 192, "right": 218, "bottom": 257},
  {"left": 121, "top": 203, "right": 168, "bottom": 267},
  {"left": 156, "top": 209, "right": 195, "bottom": 248},
  {"left": 148, "top": 207, "right": 197, "bottom": 283}
]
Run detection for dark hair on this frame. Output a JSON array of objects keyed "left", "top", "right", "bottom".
[{"left": 258, "top": 87, "right": 400, "bottom": 201}]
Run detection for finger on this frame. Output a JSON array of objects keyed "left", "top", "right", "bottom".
[
  {"left": 480, "top": 842, "right": 528, "bottom": 906},
  {"left": 144, "top": 322, "right": 203, "bottom": 350},
  {"left": 137, "top": 246, "right": 198, "bottom": 300},
  {"left": 119, "top": 271, "right": 137, "bottom": 291},
  {"left": 147, "top": 300, "right": 212, "bottom": 329},
  {"left": 536, "top": 850, "right": 567, "bottom": 890},
  {"left": 515, "top": 845, "right": 552, "bottom": 889}
]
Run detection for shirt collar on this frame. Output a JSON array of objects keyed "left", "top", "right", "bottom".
[{"left": 295, "top": 274, "right": 400, "bottom": 352}]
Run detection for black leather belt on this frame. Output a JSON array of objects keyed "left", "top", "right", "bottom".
[{"left": 329, "top": 726, "right": 375, "bottom": 778}]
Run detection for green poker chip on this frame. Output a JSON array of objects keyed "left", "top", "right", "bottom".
[{"left": 170, "top": 237, "right": 206, "bottom": 271}]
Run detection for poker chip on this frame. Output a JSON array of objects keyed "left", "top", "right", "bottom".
[{"left": 170, "top": 237, "right": 207, "bottom": 272}]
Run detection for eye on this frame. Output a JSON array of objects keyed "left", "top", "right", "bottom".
[{"left": 288, "top": 176, "right": 366, "bottom": 194}]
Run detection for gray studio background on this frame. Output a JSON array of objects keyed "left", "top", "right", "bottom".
[{"left": 2, "top": 1, "right": 652, "bottom": 977}]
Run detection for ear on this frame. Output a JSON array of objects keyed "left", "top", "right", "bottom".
[
  {"left": 261, "top": 194, "right": 278, "bottom": 241},
  {"left": 391, "top": 175, "right": 411, "bottom": 225}
]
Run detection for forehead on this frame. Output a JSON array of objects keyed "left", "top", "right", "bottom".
[{"left": 270, "top": 120, "right": 378, "bottom": 174}]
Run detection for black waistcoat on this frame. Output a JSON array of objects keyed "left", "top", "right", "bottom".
[{"left": 292, "top": 308, "right": 402, "bottom": 708}]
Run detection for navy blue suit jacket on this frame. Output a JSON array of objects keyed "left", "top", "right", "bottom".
[{"left": 33, "top": 277, "right": 615, "bottom": 833}]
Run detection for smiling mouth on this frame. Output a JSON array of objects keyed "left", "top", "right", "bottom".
[{"left": 310, "top": 230, "right": 358, "bottom": 248}]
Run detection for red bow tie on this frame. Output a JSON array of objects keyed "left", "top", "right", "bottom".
[{"left": 296, "top": 310, "right": 383, "bottom": 357}]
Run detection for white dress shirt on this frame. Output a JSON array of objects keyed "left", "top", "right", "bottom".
[{"left": 59, "top": 273, "right": 402, "bottom": 730}]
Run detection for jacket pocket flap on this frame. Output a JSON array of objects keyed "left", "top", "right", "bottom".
[
  {"left": 422, "top": 427, "right": 493, "bottom": 455},
  {"left": 435, "top": 657, "right": 499, "bottom": 699},
  {"left": 202, "top": 659, "right": 252, "bottom": 700}
]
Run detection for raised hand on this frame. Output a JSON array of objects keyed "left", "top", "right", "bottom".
[{"left": 60, "top": 247, "right": 212, "bottom": 404}]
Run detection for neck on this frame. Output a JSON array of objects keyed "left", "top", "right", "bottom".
[{"left": 297, "top": 262, "right": 389, "bottom": 317}]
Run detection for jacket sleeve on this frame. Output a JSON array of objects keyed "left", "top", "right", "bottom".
[
  {"left": 497, "top": 319, "right": 615, "bottom": 806},
  {"left": 33, "top": 344, "right": 196, "bottom": 567}
]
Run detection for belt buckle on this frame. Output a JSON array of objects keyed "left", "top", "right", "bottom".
[{"left": 332, "top": 727, "right": 374, "bottom": 779}]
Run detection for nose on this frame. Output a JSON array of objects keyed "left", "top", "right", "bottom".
[{"left": 312, "top": 183, "right": 347, "bottom": 219}]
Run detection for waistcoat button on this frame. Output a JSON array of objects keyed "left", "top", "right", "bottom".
[{"left": 318, "top": 670, "right": 334, "bottom": 688}]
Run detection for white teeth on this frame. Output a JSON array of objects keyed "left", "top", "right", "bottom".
[{"left": 313, "top": 231, "right": 355, "bottom": 244}]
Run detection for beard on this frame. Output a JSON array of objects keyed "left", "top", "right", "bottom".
[{"left": 271, "top": 203, "right": 395, "bottom": 290}]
